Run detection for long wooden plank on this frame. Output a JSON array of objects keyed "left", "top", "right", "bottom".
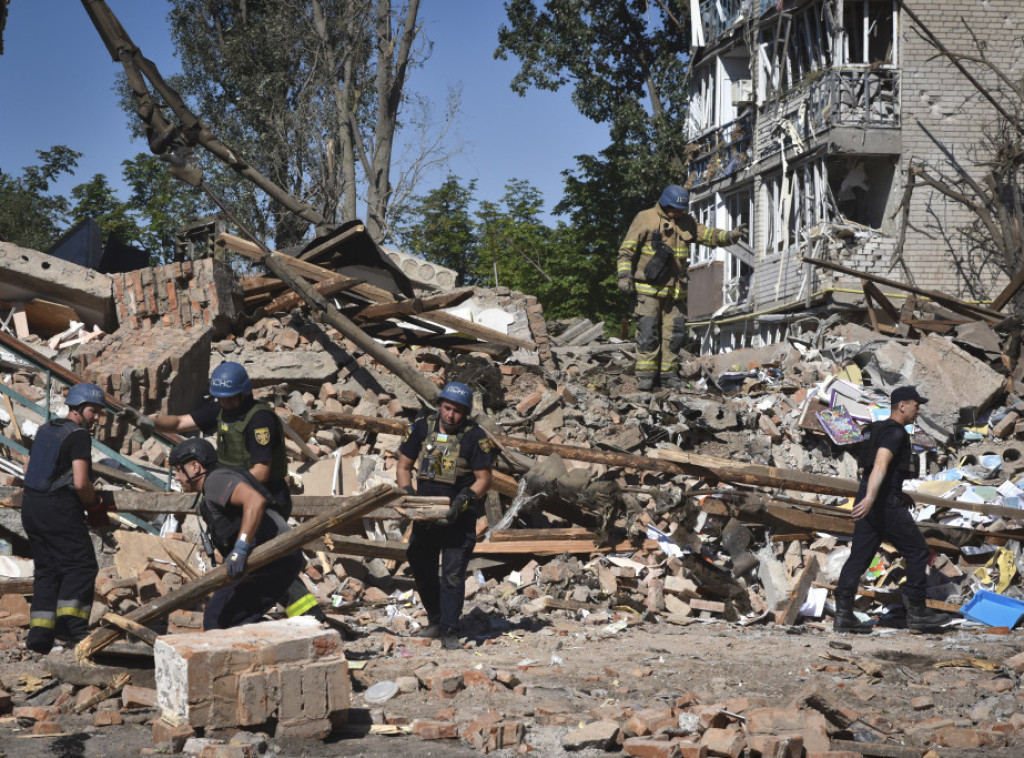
[
  {"left": 474, "top": 538, "right": 659, "bottom": 555},
  {"left": 814, "top": 581, "right": 961, "bottom": 613},
  {"left": 217, "top": 233, "right": 535, "bottom": 350},
  {"left": 324, "top": 534, "right": 408, "bottom": 561},
  {"left": 992, "top": 265, "right": 1024, "bottom": 311},
  {"left": 861, "top": 279, "right": 900, "bottom": 322},
  {"left": 803, "top": 257, "right": 1002, "bottom": 320},
  {"left": 311, "top": 412, "right": 1024, "bottom": 520},
  {"left": 76, "top": 484, "right": 398, "bottom": 659},
  {"left": 352, "top": 288, "right": 475, "bottom": 323}
]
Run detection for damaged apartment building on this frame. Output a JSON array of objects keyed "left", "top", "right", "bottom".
[{"left": 683, "top": 0, "right": 1024, "bottom": 353}]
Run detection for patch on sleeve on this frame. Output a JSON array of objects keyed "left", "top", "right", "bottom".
[
  {"left": 479, "top": 437, "right": 493, "bottom": 453},
  {"left": 253, "top": 427, "right": 271, "bottom": 446}
]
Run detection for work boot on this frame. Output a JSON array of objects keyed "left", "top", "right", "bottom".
[
  {"left": 25, "top": 628, "right": 55, "bottom": 655},
  {"left": 833, "top": 594, "right": 872, "bottom": 634},
  {"left": 637, "top": 373, "right": 656, "bottom": 392},
  {"left": 413, "top": 619, "right": 441, "bottom": 639},
  {"left": 659, "top": 372, "right": 682, "bottom": 391},
  {"left": 440, "top": 626, "right": 462, "bottom": 650},
  {"left": 905, "top": 598, "right": 950, "bottom": 631},
  {"left": 305, "top": 604, "right": 328, "bottom": 623}
]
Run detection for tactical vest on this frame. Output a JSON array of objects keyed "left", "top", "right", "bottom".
[
  {"left": 415, "top": 415, "right": 473, "bottom": 486},
  {"left": 200, "top": 466, "right": 289, "bottom": 555},
  {"left": 24, "top": 419, "right": 83, "bottom": 493},
  {"left": 860, "top": 420, "right": 915, "bottom": 504},
  {"left": 216, "top": 402, "right": 287, "bottom": 484}
]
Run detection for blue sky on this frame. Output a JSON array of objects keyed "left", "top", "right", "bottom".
[{"left": 0, "top": 2, "right": 609, "bottom": 226}]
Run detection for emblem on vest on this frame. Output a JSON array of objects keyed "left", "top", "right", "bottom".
[{"left": 254, "top": 427, "right": 271, "bottom": 446}]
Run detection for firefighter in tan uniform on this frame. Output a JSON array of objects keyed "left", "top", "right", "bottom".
[{"left": 617, "top": 185, "right": 745, "bottom": 391}]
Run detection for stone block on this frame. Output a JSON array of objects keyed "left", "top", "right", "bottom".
[
  {"left": 155, "top": 617, "right": 343, "bottom": 729},
  {"left": 700, "top": 727, "right": 745, "bottom": 758},
  {"left": 274, "top": 717, "right": 332, "bottom": 740},
  {"left": 153, "top": 718, "right": 195, "bottom": 751},
  {"left": 935, "top": 726, "right": 1007, "bottom": 748},
  {"left": 623, "top": 737, "right": 689, "bottom": 757},
  {"left": 122, "top": 684, "right": 158, "bottom": 709},
  {"left": 562, "top": 720, "right": 619, "bottom": 751}
]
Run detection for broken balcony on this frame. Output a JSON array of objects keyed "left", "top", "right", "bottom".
[
  {"left": 700, "top": 0, "right": 750, "bottom": 47},
  {"left": 759, "top": 67, "right": 900, "bottom": 160},
  {"left": 687, "top": 113, "right": 754, "bottom": 191}
]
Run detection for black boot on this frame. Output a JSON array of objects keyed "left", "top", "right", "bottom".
[
  {"left": 413, "top": 618, "right": 441, "bottom": 639},
  {"left": 833, "top": 594, "right": 872, "bottom": 634},
  {"left": 440, "top": 626, "right": 462, "bottom": 650},
  {"left": 637, "top": 373, "right": 656, "bottom": 392},
  {"left": 905, "top": 598, "right": 949, "bottom": 631},
  {"left": 659, "top": 373, "right": 682, "bottom": 391}
]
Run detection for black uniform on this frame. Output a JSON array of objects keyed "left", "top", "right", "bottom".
[
  {"left": 21, "top": 419, "right": 97, "bottom": 651},
  {"left": 199, "top": 467, "right": 304, "bottom": 630},
  {"left": 192, "top": 396, "right": 291, "bottom": 517},
  {"left": 836, "top": 423, "right": 930, "bottom": 602},
  {"left": 399, "top": 414, "right": 493, "bottom": 631}
]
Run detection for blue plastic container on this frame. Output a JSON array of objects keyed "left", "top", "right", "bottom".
[{"left": 960, "top": 589, "right": 1024, "bottom": 628}]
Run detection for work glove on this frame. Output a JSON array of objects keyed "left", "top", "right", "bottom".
[
  {"left": 402, "top": 484, "right": 417, "bottom": 497},
  {"left": 617, "top": 272, "right": 634, "bottom": 295},
  {"left": 120, "top": 407, "right": 155, "bottom": 438},
  {"left": 85, "top": 491, "right": 116, "bottom": 528},
  {"left": 729, "top": 223, "right": 748, "bottom": 243},
  {"left": 440, "top": 487, "right": 477, "bottom": 526},
  {"left": 226, "top": 539, "right": 253, "bottom": 578},
  {"left": 643, "top": 230, "right": 674, "bottom": 282}
]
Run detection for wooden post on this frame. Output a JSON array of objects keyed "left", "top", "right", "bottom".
[{"left": 75, "top": 484, "right": 399, "bottom": 660}]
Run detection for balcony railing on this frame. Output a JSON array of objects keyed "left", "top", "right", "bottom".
[
  {"left": 700, "top": 0, "right": 750, "bottom": 46},
  {"left": 758, "top": 67, "right": 900, "bottom": 159},
  {"left": 687, "top": 114, "right": 754, "bottom": 191}
]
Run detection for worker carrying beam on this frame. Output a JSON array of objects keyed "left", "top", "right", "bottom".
[{"left": 617, "top": 185, "right": 745, "bottom": 391}]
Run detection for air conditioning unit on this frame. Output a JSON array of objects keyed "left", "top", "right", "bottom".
[{"left": 731, "top": 79, "right": 754, "bottom": 106}]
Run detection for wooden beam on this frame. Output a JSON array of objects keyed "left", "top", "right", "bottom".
[
  {"left": 474, "top": 538, "right": 659, "bottom": 556},
  {"left": 804, "top": 257, "right": 1002, "bottom": 321},
  {"left": 861, "top": 279, "right": 900, "bottom": 322},
  {"left": 217, "top": 233, "right": 536, "bottom": 350},
  {"left": 992, "top": 264, "right": 1024, "bottom": 311},
  {"left": 814, "top": 581, "right": 961, "bottom": 612},
  {"left": 324, "top": 534, "right": 408, "bottom": 561},
  {"left": 352, "top": 288, "right": 475, "bottom": 323},
  {"left": 311, "top": 411, "right": 1024, "bottom": 521},
  {"left": 74, "top": 485, "right": 399, "bottom": 659},
  {"left": 100, "top": 612, "right": 159, "bottom": 646},
  {"left": 297, "top": 223, "right": 367, "bottom": 262},
  {"left": 0, "top": 577, "right": 32, "bottom": 594},
  {"left": 262, "top": 275, "right": 364, "bottom": 314}
]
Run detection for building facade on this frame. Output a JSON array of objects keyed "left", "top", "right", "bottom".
[{"left": 684, "top": 0, "right": 1024, "bottom": 352}]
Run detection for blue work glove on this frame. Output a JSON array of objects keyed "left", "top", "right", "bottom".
[{"left": 226, "top": 539, "right": 252, "bottom": 578}]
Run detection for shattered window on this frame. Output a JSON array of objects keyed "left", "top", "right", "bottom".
[
  {"left": 763, "top": 173, "right": 785, "bottom": 256},
  {"left": 759, "top": 6, "right": 835, "bottom": 100},
  {"left": 688, "top": 63, "right": 716, "bottom": 136},
  {"left": 842, "top": 0, "right": 896, "bottom": 66}
]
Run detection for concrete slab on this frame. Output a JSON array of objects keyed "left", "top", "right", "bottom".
[{"left": 0, "top": 241, "right": 115, "bottom": 330}]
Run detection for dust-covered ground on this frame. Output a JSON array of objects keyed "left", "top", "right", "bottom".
[{"left": 1, "top": 616, "right": 1021, "bottom": 758}]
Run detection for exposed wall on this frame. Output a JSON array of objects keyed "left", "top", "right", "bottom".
[{"left": 899, "top": 1, "right": 1024, "bottom": 299}]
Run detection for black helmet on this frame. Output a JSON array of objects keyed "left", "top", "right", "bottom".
[{"left": 169, "top": 438, "right": 218, "bottom": 470}]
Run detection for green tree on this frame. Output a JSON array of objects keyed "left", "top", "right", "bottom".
[
  {"left": 121, "top": 153, "right": 210, "bottom": 261},
  {"left": 496, "top": 0, "right": 692, "bottom": 326},
  {"left": 398, "top": 175, "right": 480, "bottom": 285},
  {"left": 69, "top": 173, "right": 143, "bottom": 248},
  {"left": 161, "top": 0, "right": 455, "bottom": 247},
  {"left": 0, "top": 146, "right": 80, "bottom": 251}
]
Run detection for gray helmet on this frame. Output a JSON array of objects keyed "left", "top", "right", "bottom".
[
  {"left": 66, "top": 383, "right": 105, "bottom": 409},
  {"left": 169, "top": 438, "right": 218, "bottom": 470}
]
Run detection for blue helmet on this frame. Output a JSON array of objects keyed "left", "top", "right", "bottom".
[
  {"left": 209, "top": 361, "right": 252, "bottom": 398},
  {"left": 658, "top": 184, "right": 689, "bottom": 211},
  {"left": 66, "top": 383, "right": 105, "bottom": 408},
  {"left": 438, "top": 381, "right": 473, "bottom": 411}
]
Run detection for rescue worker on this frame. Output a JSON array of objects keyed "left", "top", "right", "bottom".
[
  {"left": 169, "top": 438, "right": 311, "bottom": 629},
  {"left": 833, "top": 386, "right": 949, "bottom": 633},
  {"left": 396, "top": 382, "right": 494, "bottom": 650},
  {"left": 151, "top": 362, "right": 291, "bottom": 518},
  {"left": 22, "top": 383, "right": 111, "bottom": 653},
  {"left": 617, "top": 185, "right": 746, "bottom": 391}
]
